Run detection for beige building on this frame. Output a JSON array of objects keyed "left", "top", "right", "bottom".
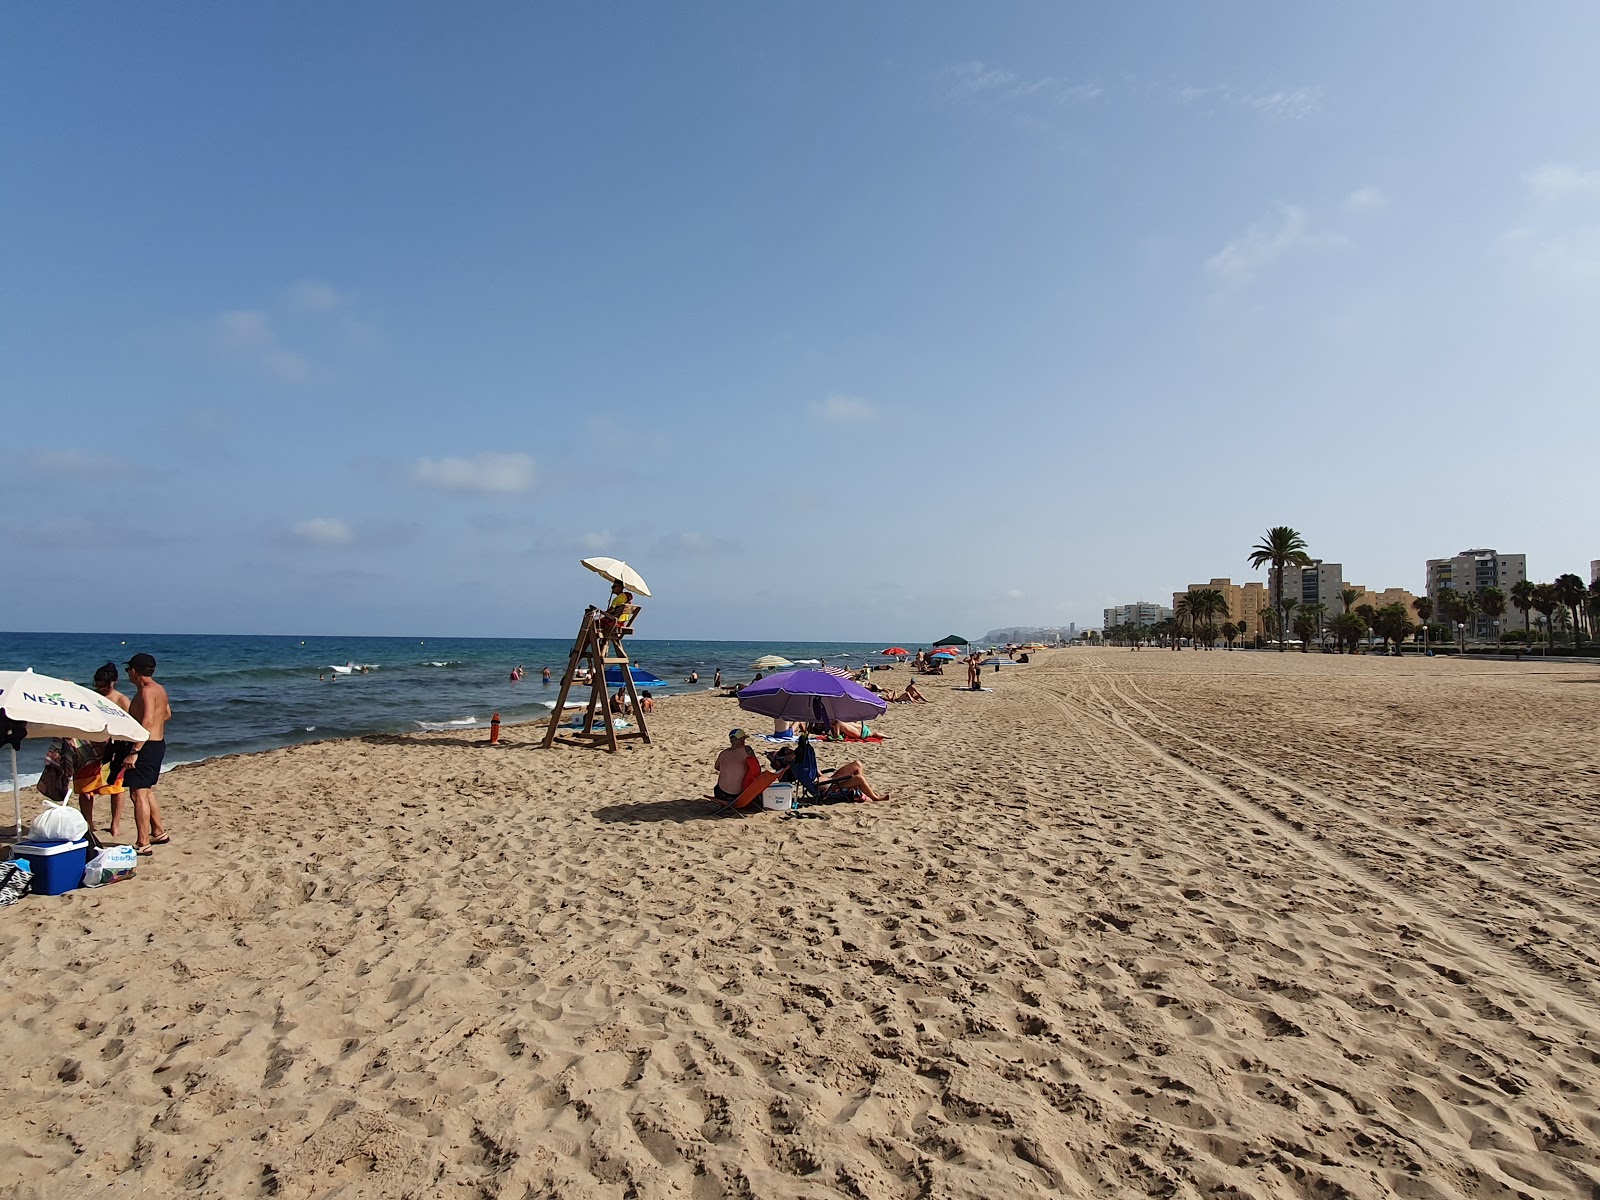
[
  {"left": 1172, "top": 578, "right": 1270, "bottom": 635},
  {"left": 1344, "top": 585, "right": 1420, "bottom": 614}
]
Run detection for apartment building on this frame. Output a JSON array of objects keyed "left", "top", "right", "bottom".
[
  {"left": 1266, "top": 560, "right": 1345, "bottom": 615},
  {"left": 1425, "top": 549, "right": 1527, "bottom": 638},
  {"left": 1102, "top": 602, "right": 1172, "bottom": 631},
  {"left": 1171, "top": 578, "right": 1270, "bottom": 635},
  {"left": 1345, "top": 585, "right": 1420, "bottom": 615}
]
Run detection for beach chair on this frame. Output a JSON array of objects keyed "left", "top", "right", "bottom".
[{"left": 787, "top": 740, "right": 863, "bottom": 806}]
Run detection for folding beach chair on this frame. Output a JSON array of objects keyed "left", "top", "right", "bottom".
[{"left": 787, "top": 739, "right": 862, "bottom": 806}]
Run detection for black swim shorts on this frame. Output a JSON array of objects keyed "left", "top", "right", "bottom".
[{"left": 124, "top": 739, "right": 166, "bottom": 790}]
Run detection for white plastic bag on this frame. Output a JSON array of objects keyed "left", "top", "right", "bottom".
[
  {"left": 30, "top": 798, "right": 88, "bottom": 843},
  {"left": 83, "top": 845, "right": 137, "bottom": 887}
]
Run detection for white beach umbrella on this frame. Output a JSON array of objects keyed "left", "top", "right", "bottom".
[
  {"left": 750, "top": 655, "right": 794, "bottom": 670},
  {"left": 580, "top": 557, "right": 652, "bottom": 598},
  {"left": 0, "top": 669, "right": 149, "bottom": 834}
]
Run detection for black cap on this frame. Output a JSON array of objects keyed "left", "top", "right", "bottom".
[
  {"left": 93, "top": 662, "right": 118, "bottom": 684},
  {"left": 126, "top": 652, "right": 157, "bottom": 673}
]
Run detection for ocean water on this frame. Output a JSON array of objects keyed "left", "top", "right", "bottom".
[{"left": 0, "top": 632, "right": 902, "bottom": 783}]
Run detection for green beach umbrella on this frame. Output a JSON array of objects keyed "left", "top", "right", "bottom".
[{"left": 932, "top": 634, "right": 969, "bottom": 646}]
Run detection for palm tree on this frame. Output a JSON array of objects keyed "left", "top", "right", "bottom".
[
  {"left": 1356, "top": 603, "right": 1377, "bottom": 650},
  {"left": 1221, "top": 621, "right": 1239, "bottom": 649},
  {"left": 1339, "top": 587, "right": 1362, "bottom": 616},
  {"left": 1292, "top": 608, "right": 1318, "bottom": 651},
  {"left": 1248, "top": 526, "right": 1312, "bottom": 652},
  {"left": 1412, "top": 596, "right": 1433, "bottom": 650},
  {"left": 1192, "top": 587, "right": 1230, "bottom": 648},
  {"left": 1532, "top": 583, "right": 1559, "bottom": 649},
  {"left": 1554, "top": 574, "right": 1586, "bottom": 646},
  {"left": 1330, "top": 610, "right": 1365, "bottom": 653},
  {"left": 1172, "top": 594, "right": 1194, "bottom": 650},
  {"left": 1256, "top": 603, "right": 1276, "bottom": 649},
  {"left": 1510, "top": 579, "right": 1536, "bottom": 641},
  {"left": 1280, "top": 597, "right": 1300, "bottom": 648},
  {"left": 1451, "top": 590, "right": 1478, "bottom": 651},
  {"left": 1476, "top": 586, "right": 1506, "bottom": 645},
  {"left": 1303, "top": 601, "right": 1329, "bottom": 649}
]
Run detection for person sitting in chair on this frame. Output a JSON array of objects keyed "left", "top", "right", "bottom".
[
  {"left": 783, "top": 733, "right": 891, "bottom": 802},
  {"left": 712, "top": 728, "right": 758, "bottom": 806}
]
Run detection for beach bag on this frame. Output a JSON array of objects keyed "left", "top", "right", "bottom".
[
  {"left": 0, "top": 862, "right": 30, "bottom": 908},
  {"left": 30, "top": 798, "right": 88, "bottom": 844},
  {"left": 83, "top": 845, "right": 137, "bottom": 888}
]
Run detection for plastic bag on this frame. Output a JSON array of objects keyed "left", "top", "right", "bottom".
[
  {"left": 29, "top": 798, "right": 88, "bottom": 844},
  {"left": 83, "top": 845, "right": 137, "bottom": 888}
]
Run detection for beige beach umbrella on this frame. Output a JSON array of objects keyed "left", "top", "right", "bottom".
[
  {"left": 580, "top": 556, "right": 652, "bottom": 597},
  {"left": 0, "top": 668, "right": 150, "bottom": 835},
  {"left": 750, "top": 655, "right": 794, "bottom": 670}
]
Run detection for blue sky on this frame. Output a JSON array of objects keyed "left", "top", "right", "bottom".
[{"left": 6, "top": 4, "right": 1598, "bottom": 640}]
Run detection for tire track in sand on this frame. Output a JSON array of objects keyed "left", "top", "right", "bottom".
[{"left": 1031, "top": 677, "right": 1600, "bottom": 1031}]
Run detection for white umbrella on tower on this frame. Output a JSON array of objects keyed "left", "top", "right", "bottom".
[
  {"left": 0, "top": 669, "right": 149, "bottom": 835},
  {"left": 580, "top": 557, "right": 652, "bottom": 597}
]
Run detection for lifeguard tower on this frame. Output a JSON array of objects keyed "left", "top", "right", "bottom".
[{"left": 541, "top": 559, "right": 653, "bottom": 752}]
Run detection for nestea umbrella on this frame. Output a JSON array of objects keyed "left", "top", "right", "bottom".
[{"left": 0, "top": 668, "right": 150, "bottom": 834}]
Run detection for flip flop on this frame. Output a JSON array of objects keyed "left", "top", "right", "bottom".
[
  {"left": 134, "top": 846, "right": 154, "bottom": 857},
  {"left": 150, "top": 835, "right": 171, "bottom": 846}
]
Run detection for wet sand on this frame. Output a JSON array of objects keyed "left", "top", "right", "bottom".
[{"left": 3, "top": 648, "right": 1598, "bottom": 1198}]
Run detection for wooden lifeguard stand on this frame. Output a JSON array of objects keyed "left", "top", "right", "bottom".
[{"left": 541, "top": 605, "right": 652, "bottom": 751}]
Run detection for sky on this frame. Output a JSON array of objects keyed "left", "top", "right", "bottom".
[{"left": 5, "top": 4, "right": 1599, "bottom": 641}]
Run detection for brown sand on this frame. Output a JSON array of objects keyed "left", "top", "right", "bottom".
[{"left": 2, "top": 649, "right": 1598, "bottom": 1199}]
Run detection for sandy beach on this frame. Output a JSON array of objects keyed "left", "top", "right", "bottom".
[{"left": 3, "top": 648, "right": 1598, "bottom": 1199}]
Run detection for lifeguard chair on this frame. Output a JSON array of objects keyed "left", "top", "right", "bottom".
[{"left": 541, "top": 602, "right": 652, "bottom": 751}]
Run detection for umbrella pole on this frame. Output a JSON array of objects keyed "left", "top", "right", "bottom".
[{"left": 9, "top": 744, "right": 18, "bottom": 837}]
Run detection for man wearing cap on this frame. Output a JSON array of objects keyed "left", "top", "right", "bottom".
[
  {"left": 712, "top": 728, "right": 756, "bottom": 806},
  {"left": 124, "top": 653, "right": 172, "bottom": 855}
]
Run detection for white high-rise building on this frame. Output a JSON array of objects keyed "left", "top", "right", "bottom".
[
  {"left": 1102, "top": 602, "right": 1172, "bottom": 631},
  {"left": 1425, "top": 549, "right": 1527, "bottom": 638}
]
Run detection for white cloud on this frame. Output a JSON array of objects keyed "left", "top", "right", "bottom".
[
  {"left": 205, "top": 309, "right": 314, "bottom": 384},
  {"left": 1344, "top": 186, "right": 1387, "bottom": 214},
  {"left": 581, "top": 531, "right": 614, "bottom": 552},
  {"left": 1205, "top": 206, "right": 1347, "bottom": 286},
  {"left": 947, "top": 61, "right": 1102, "bottom": 105},
  {"left": 1239, "top": 87, "right": 1323, "bottom": 120},
  {"left": 286, "top": 279, "right": 349, "bottom": 313},
  {"left": 293, "top": 517, "right": 354, "bottom": 546},
  {"left": 410, "top": 452, "right": 536, "bottom": 494},
  {"left": 1176, "top": 84, "right": 1324, "bottom": 120},
  {"left": 1523, "top": 162, "right": 1600, "bottom": 205},
  {"left": 1006, "top": 589, "right": 1024, "bottom": 600},
  {"left": 1498, "top": 163, "right": 1600, "bottom": 283},
  {"left": 809, "top": 394, "right": 876, "bottom": 423}
]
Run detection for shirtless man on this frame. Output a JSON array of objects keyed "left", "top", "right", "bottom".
[{"left": 124, "top": 653, "right": 172, "bottom": 855}]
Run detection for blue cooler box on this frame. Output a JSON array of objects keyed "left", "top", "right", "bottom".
[{"left": 16, "top": 839, "right": 89, "bottom": 896}]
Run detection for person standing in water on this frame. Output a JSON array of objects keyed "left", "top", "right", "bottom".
[{"left": 124, "top": 653, "right": 171, "bottom": 856}]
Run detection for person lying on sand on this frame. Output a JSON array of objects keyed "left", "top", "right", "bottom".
[{"left": 889, "top": 680, "right": 927, "bottom": 703}]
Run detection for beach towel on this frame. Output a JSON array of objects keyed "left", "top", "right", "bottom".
[{"left": 838, "top": 729, "right": 885, "bottom": 743}]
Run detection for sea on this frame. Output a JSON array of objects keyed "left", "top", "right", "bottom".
[{"left": 0, "top": 632, "right": 903, "bottom": 785}]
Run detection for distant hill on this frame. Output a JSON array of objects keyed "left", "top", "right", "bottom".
[{"left": 979, "top": 626, "right": 1077, "bottom": 643}]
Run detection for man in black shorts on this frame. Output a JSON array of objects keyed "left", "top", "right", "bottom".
[{"left": 125, "top": 652, "right": 172, "bottom": 855}]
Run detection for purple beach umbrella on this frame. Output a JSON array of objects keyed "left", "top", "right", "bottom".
[{"left": 736, "top": 669, "right": 887, "bottom": 725}]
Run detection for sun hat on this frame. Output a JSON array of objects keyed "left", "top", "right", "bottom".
[{"left": 729, "top": 728, "right": 747, "bottom": 742}]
